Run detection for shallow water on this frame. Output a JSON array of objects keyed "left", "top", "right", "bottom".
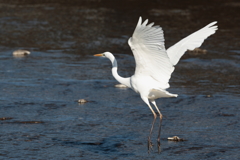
[{"left": 0, "top": 0, "right": 240, "bottom": 159}]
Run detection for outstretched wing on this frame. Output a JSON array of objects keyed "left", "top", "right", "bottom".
[
  {"left": 128, "top": 17, "right": 174, "bottom": 89},
  {"left": 167, "top": 22, "right": 218, "bottom": 65}
]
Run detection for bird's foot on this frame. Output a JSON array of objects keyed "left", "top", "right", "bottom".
[
  {"left": 157, "top": 140, "right": 161, "bottom": 153},
  {"left": 148, "top": 138, "right": 154, "bottom": 153}
]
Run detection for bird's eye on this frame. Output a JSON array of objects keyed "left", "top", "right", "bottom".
[{"left": 103, "top": 54, "right": 105, "bottom": 57}]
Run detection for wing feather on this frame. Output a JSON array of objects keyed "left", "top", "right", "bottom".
[
  {"left": 128, "top": 17, "right": 174, "bottom": 89},
  {"left": 167, "top": 22, "right": 218, "bottom": 65},
  {"left": 128, "top": 17, "right": 217, "bottom": 89}
]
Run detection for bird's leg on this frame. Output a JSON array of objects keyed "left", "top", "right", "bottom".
[
  {"left": 148, "top": 104, "right": 157, "bottom": 153},
  {"left": 141, "top": 97, "right": 157, "bottom": 153},
  {"left": 151, "top": 101, "right": 162, "bottom": 153},
  {"left": 148, "top": 111, "right": 157, "bottom": 153},
  {"left": 157, "top": 111, "right": 163, "bottom": 153}
]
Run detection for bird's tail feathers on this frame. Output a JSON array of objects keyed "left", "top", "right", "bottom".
[{"left": 148, "top": 88, "right": 178, "bottom": 100}]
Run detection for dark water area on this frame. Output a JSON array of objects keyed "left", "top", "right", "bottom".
[{"left": 0, "top": 0, "right": 239, "bottom": 159}]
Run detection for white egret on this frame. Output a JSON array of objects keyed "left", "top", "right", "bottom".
[{"left": 94, "top": 17, "right": 217, "bottom": 153}]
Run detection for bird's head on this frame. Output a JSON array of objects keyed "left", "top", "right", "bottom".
[{"left": 94, "top": 52, "right": 112, "bottom": 59}]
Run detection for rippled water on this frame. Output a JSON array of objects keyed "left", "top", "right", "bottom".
[{"left": 0, "top": 0, "right": 239, "bottom": 159}]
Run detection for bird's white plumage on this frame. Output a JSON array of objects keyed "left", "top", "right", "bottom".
[
  {"left": 128, "top": 17, "right": 174, "bottom": 89},
  {"left": 96, "top": 17, "right": 217, "bottom": 152},
  {"left": 167, "top": 21, "right": 218, "bottom": 65},
  {"left": 128, "top": 17, "right": 218, "bottom": 91}
]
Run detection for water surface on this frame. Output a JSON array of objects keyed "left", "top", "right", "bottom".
[{"left": 0, "top": 0, "right": 239, "bottom": 159}]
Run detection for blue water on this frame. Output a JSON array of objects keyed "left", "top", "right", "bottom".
[{"left": 0, "top": 1, "right": 240, "bottom": 159}]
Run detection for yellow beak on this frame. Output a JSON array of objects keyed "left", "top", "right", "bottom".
[{"left": 94, "top": 53, "right": 104, "bottom": 57}]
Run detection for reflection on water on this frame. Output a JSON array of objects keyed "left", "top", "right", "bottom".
[{"left": 0, "top": 0, "right": 239, "bottom": 159}]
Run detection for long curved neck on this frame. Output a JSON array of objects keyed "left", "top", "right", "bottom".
[{"left": 108, "top": 54, "right": 131, "bottom": 88}]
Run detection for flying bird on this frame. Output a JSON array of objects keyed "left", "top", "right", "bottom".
[{"left": 94, "top": 17, "right": 217, "bottom": 153}]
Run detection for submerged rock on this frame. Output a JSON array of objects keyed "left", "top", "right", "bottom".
[
  {"left": 168, "top": 136, "right": 186, "bottom": 141},
  {"left": 13, "top": 49, "right": 31, "bottom": 57},
  {"left": 78, "top": 99, "right": 88, "bottom": 104},
  {"left": 115, "top": 84, "right": 128, "bottom": 88}
]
